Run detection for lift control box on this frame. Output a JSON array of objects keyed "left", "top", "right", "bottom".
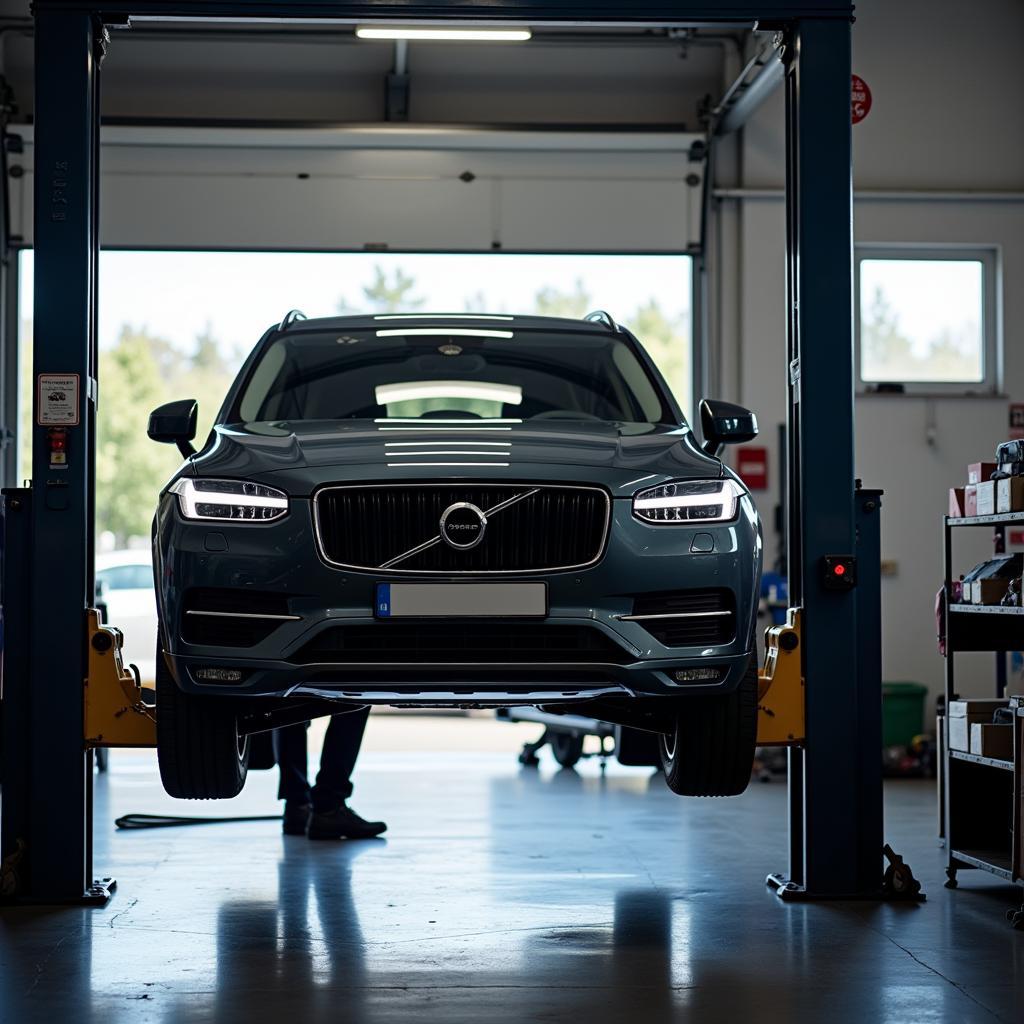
[{"left": 822, "top": 554, "right": 857, "bottom": 590}]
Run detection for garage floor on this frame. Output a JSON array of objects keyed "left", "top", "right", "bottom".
[{"left": 1, "top": 716, "right": 1021, "bottom": 1023}]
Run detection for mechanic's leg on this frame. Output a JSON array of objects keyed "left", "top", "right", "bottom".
[
  {"left": 310, "top": 707, "right": 370, "bottom": 810},
  {"left": 308, "top": 707, "right": 386, "bottom": 840},
  {"left": 274, "top": 722, "right": 311, "bottom": 805}
]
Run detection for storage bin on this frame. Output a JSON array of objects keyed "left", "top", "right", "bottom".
[{"left": 882, "top": 682, "right": 928, "bottom": 748}]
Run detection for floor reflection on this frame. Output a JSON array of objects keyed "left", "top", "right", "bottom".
[
  {"left": 203, "top": 834, "right": 693, "bottom": 1024},
  {"left": 212, "top": 839, "right": 375, "bottom": 1023}
]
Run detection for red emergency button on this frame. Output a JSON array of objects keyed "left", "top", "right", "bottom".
[
  {"left": 47, "top": 426, "right": 69, "bottom": 467},
  {"left": 822, "top": 555, "right": 857, "bottom": 590}
]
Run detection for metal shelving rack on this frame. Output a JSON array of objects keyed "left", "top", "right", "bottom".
[{"left": 942, "top": 512, "right": 1023, "bottom": 908}]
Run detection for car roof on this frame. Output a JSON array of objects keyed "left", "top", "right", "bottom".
[{"left": 273, "top": 311, "right": 622, "bottom": 337}]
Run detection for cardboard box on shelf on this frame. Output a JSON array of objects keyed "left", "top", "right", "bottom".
[
  {"left": 948, "top": 698, "right": 1008, "bottom": 752},
  {"left": 967, "top": 462, "right": 998, "bottom": 485},
  {"left": 949, "top": 488, "right": 966, "bottom": 517},
  {"left": 963, "top": 554, "right": 1024, "bottom": 605},
  {"left": 976, "top": 480, "right": 997, "bottom": 517},
  {"left": 965, "top": 484, "right": 978, "bottom": 517},
  {"left": 974, "top": 579, "right": 1010, "bottom": 604},
  {"left": 997, "top": 477, "right": 1024, "bottom": 514},
  {"left": 969, "top": 722, "right": 1013, "bottom": 760}
]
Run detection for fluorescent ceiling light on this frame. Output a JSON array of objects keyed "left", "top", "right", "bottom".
[
  {"left": 356, "top": 26, "right": 532, "bottom": 42},
  {"left": 375, "top": 328, "right": 513, "bottom": 339},
  {"left": 376, "top": 381, "right": 523, "bottom": 406}
]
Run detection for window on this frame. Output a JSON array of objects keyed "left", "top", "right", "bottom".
[
  {"left": 234, "top": 327, "right": 672, "bottom": 425},
  {"left": 855, "top": 248, "right": 999, "bottom": 393}
]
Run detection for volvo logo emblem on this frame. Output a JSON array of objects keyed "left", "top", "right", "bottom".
[{"left": 439, "top": 502, "right": 487, "bottom": 550}]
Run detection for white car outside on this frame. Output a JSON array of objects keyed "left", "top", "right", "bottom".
[{"left": 96, "top": 550, "right": 157, "bottom": 684}]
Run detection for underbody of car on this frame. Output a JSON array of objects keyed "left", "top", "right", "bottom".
[{"left": 149, "top": 312, "right": 763, "bottom": 799}]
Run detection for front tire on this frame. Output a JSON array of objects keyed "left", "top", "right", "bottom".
[
  {"left": 155, "top": 643, "right": 249, "bottom": 799},
  {"left": 659, "top": 659, "right": 758, "bottom": 797}
]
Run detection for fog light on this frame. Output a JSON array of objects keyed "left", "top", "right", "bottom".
[
  {"left": 672, "top": 667, "right": 723, "bottom": 683},
  {"left": 195, "top": 667, "right": 244, "bottom": 683}
]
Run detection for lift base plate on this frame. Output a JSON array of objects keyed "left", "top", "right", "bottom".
[{"left": 766, "top": 871, "right": 926, "bottom": 903}]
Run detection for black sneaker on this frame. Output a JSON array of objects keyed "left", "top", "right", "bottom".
[
  {"left": 283, "top": 802, "right": 311, "bottom": 836},
  {"left": 307, "top": 804, "right": 387, "bottom": 840}
]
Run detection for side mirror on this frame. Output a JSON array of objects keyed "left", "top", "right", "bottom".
[
  {"left": 148, "top": 399, "right": 198, "bottom": 459},
  {"left": 699, "top": 398, "right": 758, "bottom": 457}
]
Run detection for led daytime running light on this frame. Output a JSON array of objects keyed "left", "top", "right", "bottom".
[
  {"left": 171, "top": 478, "right": 289, "bottom": 522},
  {"left": 632, "top": 479, "right": 744, "bottom": 524}
]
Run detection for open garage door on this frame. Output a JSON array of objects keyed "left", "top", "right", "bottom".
[{"left": 10, "top": 125, "right": 705, "bottom": 252}]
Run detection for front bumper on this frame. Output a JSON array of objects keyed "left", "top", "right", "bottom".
[{"left": 154, "top": 492, "right": 762, "bottom": 705}]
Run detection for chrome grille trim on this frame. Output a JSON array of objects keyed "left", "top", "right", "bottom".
[
  {"left": 312, "top": 482, "right": 611, "bottom": 575},
  {"left": 379, "top": 487, "right": 540, "bottom": 569},
  {"left": 615, "top": 611, "right": 731, "bottom": 622},
  {"left": 184, "top": 610, "right": 302, "bottom": 621}
]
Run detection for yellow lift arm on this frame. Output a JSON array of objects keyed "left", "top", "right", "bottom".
[
  {"left": 82, "top": 605, "right": 803, "bottom": 750},
  {"left": 84, "top": 608, "right": 156, "bottom": 748},
  {"left": 757, "top": 608, "right": 805, "bottom": 746}
]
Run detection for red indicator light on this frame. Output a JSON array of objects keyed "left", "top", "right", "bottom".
[{"left": 834, "top": 564, "right": 846, "bottom": 576}]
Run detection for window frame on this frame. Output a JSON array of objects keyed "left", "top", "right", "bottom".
[{"left": 854, "top": 245, "right": 1001, "bottom": 396}]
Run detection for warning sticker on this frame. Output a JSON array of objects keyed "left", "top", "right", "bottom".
[
  {"left": 37, "top": 373, "right": 80, "bottom": 426},
  {"left": 851, "top": 74, "right": 872, "bottom": 124}
]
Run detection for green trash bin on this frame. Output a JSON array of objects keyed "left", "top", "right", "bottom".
[{"left": 882, "top": 682, "right": 928, "bottom": 748}]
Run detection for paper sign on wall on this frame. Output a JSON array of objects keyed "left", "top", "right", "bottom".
[{"left": 37, "top": 373, "right": 80, "bottom": 426}]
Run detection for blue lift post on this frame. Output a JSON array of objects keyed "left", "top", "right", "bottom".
[
  {"left": 25, "top": 11, "right": 104, "bottom": 902},
  {"left": 3, "top": 0, "right": 877, "bottom": 904},
  {"left": 769, "top": 16, "right": 885, "bottom": 898}
]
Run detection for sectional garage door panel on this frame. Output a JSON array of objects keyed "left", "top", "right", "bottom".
[{"left": 12, "top": 127, "right": 703, "bottom": 253}]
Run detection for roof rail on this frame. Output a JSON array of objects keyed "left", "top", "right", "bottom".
[
  {"left": 279, "top": 309, "right": 308, "bottom": 331},
  {"left": 584, "top": 309, "right": 620, "bottom": 332}
]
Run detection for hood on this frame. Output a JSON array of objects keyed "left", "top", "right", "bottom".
[{"left": 184, "top": 419, "right": 723, "bottom": 497}]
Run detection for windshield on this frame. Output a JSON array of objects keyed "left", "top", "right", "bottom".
[{"left": 233, "top": 327, "right": 675, "bottom": 425}]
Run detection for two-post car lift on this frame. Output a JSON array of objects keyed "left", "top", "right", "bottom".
[{"left": 1, "top": 0, "right": 893, "bottom": 905}]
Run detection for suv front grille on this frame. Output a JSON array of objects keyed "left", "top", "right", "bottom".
[
  {"left": 628, "top": 589, "right": 736, "bottom": 647},
  {"left": 314, "top": 484, "right": 609, "bottom": 573},
  {"left": 293, "top": 623, "right": 630, "bottom": 664}
]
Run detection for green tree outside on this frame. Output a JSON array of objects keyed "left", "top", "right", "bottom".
[
  {"left": 338, "top": 266, "right": 425, "bottom": 314},
  {"left": 861, "top": 284, "right": 980, "bottom": 382}
]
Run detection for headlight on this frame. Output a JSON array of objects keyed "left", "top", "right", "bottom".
[
  {"left": 632, "top": 479, "right": 744, "bottom": 524},
  {"left": 170, "top": 478, "right": 289, "bottom": 522}
]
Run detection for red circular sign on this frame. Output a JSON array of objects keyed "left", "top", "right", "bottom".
[{"left": 852, "top": 74, "right": 872, "bottom": 124}]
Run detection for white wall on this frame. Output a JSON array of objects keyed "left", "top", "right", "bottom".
[{"left": 719, "top": 0, "right": 1024, "bottom": 700}]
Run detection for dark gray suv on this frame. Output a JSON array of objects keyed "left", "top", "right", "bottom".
[{"left": 149, "top": 312, "right": 762, "bottom": 800}]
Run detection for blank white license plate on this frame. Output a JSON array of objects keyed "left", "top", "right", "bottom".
[{"left": 375, "top": 582, "right": 547, "bottom": 618}]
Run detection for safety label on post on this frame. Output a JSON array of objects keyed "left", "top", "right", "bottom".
[
  {"left": 851, "top": 74, "right": 872, "bottom": 124},
  {"left": 37, "top": 373, "right": 80, "bottom": 426}
]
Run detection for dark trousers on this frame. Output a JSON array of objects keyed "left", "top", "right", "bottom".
[{"left": 273, "top": 707, "right": 370, "bottom": 812}]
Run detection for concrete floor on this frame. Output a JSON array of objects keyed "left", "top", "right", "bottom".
[{"left": 2, "top": 716, "right": 1022, "bottom": 1023}]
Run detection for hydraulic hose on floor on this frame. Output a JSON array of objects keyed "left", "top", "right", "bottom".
[{"left": 115, "top": 813, "right": 281, "bottom": 830}]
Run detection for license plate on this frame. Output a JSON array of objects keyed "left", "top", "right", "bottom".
[{"left": 375, "top": 582, "right": 547, "bottom": 618}]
